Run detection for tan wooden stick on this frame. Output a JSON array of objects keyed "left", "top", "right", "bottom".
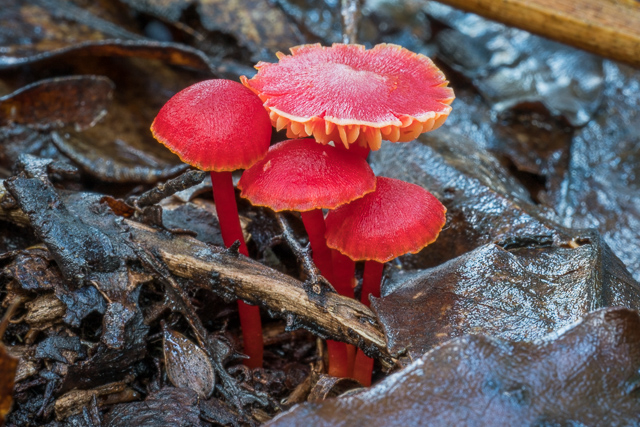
[{"left": 434, "top": 0, "right": 640, "bottom": 68}]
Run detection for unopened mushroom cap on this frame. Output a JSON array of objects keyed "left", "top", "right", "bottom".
[
  {"left": 238, "top": 138, "right": 376, "bottom": 212},
  {"left": 241, "top": 43, "right": 454, "bottom": 151},
  {"left": 151, "top": 79, "right": 272, "bottom": 172},
  {"left": 325, "top": 177, "right": 446, "bottom": 263}
]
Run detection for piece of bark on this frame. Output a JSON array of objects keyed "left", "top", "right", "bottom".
[
  {"left": 24, "top": 294, "right": 66, "bottom": 332},
  {"left": 55, "top": 380, "right": 139, "bottom": 421}
]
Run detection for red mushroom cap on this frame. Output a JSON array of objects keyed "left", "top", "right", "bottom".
[
  {"left": 241, "top": 43, "right": 454, "bottom": 151},
  {"left": 238, "top": 138, "right": 376, "bottom": 212},
  {"left": 325, "top": 177, "right": 446, "bottom": 263},
  {"left": 151, "top": 79, "right": 272, "bottom": 172}
]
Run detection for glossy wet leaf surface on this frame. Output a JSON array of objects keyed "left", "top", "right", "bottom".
[{"left": 268, "top": 308, "right": 640, "bottom": 426}]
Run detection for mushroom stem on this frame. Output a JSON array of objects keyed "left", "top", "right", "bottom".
[
  {"left": 326, "top": 340, "right": 350, "bottom": 377},
  {"left": 210, "top": 171, "right": 263, "bottom": 369},
  {"left": 331, "top": 250, "right": 355, "bottom": 298},
  {"left": 361, "top": 260, "right": 384, "bottom": 305},
  {"left": 353, "top": 347, "right": 375, "bottom": 387},
  {"left": 336, "top": 141, "right": 370, "bottom": 161},
  {"left": 300, "top": 209, "right": 352, "bottom": 377},
  {"left": 353, "top": 260, "right": 384, "bottom": 386},
  {"left": 300, "top": 209, "right": 334, "bottom": 283},
  {"left": 332, "top": 249, "right": 357, "bottom": 374}
]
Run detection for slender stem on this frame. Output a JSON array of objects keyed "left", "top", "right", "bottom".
[
  {"left": 236, "top": 302, "right": 263, "bottom": 369},
  {"left": 361, "top": 260, "right": 384, "bottom": 306},
  {"left": 353, "top": 260, "right": 384, "bottom": 385},
  {"left": 326, "top": 340, "right": 349, "bottom": 377},
  {"left": 331, "top": 250, "right": 355, "bottom": 298},
  {"left": 300, "top": 209, "right": 334, "bottom": 284},
  {"left": 210, "top": 171, "right": 263, "bottom": 369},
  {"left": 331, "top": 249, "right": 357, "bottom": 375},
  {"left": 210, "top": 171, "right": 249, "bottom": 256},
  {"left": 300, "top": 209, "right": 352, "bottom": 376},
  {"left": 352, "top": 348, "right": 375, "bottom": 387},
  {"left": 341, "top": 0, "right": 362, "bottom": 44}
]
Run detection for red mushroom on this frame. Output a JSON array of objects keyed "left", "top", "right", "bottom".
[
  {"left": 325, "top": 177, "right": 446, "bottom": 385},
  {"left": 238, "top": 138, "right": 376, "bottom": 376},
  {"left": 151, "top": 79, "right": 271, "bottom": 369},
  {"left": 241, "top": 43, "right": 454, "bottom": 151}
]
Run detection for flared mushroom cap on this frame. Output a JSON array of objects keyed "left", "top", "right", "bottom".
[
  {"left": 325, "top": 177, "right": 446, "bottom": 263},
  {"left": 151, "top": 79, "right": 272, "bottom": 172},
  {"left": 238, "top": 138, "right": 376, "bottom": 212},
  {"left": 241, "top": 43, "right": 454, "bottom": 151}
]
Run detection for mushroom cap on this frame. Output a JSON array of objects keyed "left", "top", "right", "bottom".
[
  {"left": 241, "top": 43, "right": 454, "bottom": 151},
  {"left": 151, "top": 79, "right": 272, "bottom": 172},
  {"left": 238, "top": 138, "right": 376, "bottom": 212},
  {"left": 325, "top": 177, "right": 446, "bottom": 263}
]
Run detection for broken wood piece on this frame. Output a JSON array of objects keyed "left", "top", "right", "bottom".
[
  {"left": 131, "top": 169, "right": 207, "bottom": 208},
  {"left": 126, "top": 219, "right": 393, "bottom": 365},
  {"left": 54, "top": 380, "right": 139, "bottom": 420},
  {"left": 435, "top": 0, "right": 640, "bottom": 68}
]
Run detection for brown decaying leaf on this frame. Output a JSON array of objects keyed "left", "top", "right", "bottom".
[
  {"left": 120, "top": 0, "right": 305, "bottom": 61},
  {"left": 267, "top": 307, "right": 640, "bottom": 426},
  {"left": 373, "top": 238, "right": 640, "bottom": 358},
  {"left": 163, "top": 327, "right": 216, "bottom": 399},
  {"left": 0, "top": 76, "right": 113, "bottom": 130},
  {"left": 100, "top": 196, "right": 135, "bottom": 218},
  {"left": 105, "top": 387, "right": 201, "bottom": 426},
  {"left": 1, "top": 0, "right": 218, "bottom": 185}
]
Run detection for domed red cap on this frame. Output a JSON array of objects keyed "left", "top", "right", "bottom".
[
  {"left": 238, "top": 138, "right": 376, "bottom": 212},
  {"left": 325, "top": 177, "right": 446, "bottom": 262},
  {"left": 151, "top": 79, "right": 272, "bottom": 171},
  {"left": 241, "top": 44, "right": 454, "bottom": 151}
]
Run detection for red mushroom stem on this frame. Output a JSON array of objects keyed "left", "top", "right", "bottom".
[
  {"left": 210, "top": 170, "right": 263, "bottom": 369},
  {"left": 300, "top": 209, "right": 352, "bottom": 377},
  {"left": 331, "top": 249, "right": 357, "bottom": 374},
  {"left": 361, "top": 260, "right": 384, "bottom": 303},
  {"left": 300, "top": 209, "right": 334, "bottom": 283},
  {"left": 352, "top": 260, "right": 384, "bottom": 386}
]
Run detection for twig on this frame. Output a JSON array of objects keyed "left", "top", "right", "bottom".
[
  {"left": 275, "top": 213, "right": 335, "bottom": 295},
  {"left": 0, "top": 296, "right": 27, "bottom": 339},
  {"left": 341, "top": 0, "right": 362, "bottom": 44},
  {"left": 130, "top": 169, "right": 207, "bottom": 208},
  {"left": 126, "top": 220, "right": 393, "bottom": 366}
]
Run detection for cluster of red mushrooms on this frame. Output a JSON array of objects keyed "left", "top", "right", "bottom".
[{"left": 151, "top": 43, "right": 454, "bottom": 387}]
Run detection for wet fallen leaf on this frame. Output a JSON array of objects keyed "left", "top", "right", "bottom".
[
  {"left": 0, "top": 76, "right": 113, "bottom": 130},
  {"left": 105, "top": 387, "right": 201, "bottom": 426},
  {"left": 369, "top": 130, "right": 573, "bottom": 270},
  {"left": 373, "top": 238, "right": 640, "bottom": 357},
  {"left": 121, "top": 0, "right": 305, "bottom": 61},
  {"left": 268, "top": 307, "right": 640, "bottom": 426},
  {"left": 163, "top": 327, "right": 216, "bottom": 399},
  {"left": 554, "top": 62, "right": 640, "bottom": 282}
]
